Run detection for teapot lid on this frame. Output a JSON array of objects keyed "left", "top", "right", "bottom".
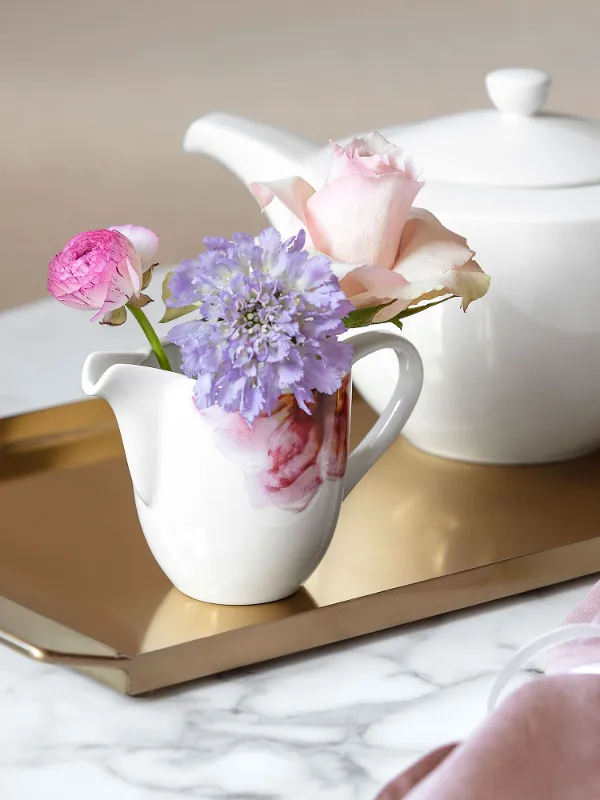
[{"left": 393, "top": 69, "right": 600, "bottom": 189}]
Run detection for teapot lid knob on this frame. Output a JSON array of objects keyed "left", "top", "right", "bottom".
[{"left": 485, "top": 68, "right": 551, "bottom": 116}]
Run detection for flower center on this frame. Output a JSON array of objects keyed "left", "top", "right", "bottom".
[{"left": 223, "top": 280, "right": 299, "bottom": 367}]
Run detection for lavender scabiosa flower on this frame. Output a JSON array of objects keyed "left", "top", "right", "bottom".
[{"left": 167, "top": 228, "right": 354, "bottom": 425}]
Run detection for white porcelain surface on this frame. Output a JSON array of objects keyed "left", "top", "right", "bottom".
[
  {"left": 186, "top": 68, "right": 600, "bottom": 464},
  {"left": 485, "top": 68, "right": 551, "bottom": 117},
  {"left": 1, "top": 297, "right": 597, "bottom": 798},
  {"left": 81, "top": 331, "right": 422, "bottom": 605}
]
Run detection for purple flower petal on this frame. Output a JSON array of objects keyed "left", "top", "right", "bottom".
[
  {"left": 203, "top": 236, "right": 231, "bottom": 251},
  {"left": 167, "top": 227, "right": 352, "bottom": 425},
  {"left": 285, "top": 228, "right": 306, "bottom": 253}
]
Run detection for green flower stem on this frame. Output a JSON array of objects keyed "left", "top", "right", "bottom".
[{"left": 126, "top": 302, "right": 172, "bottom": 371}]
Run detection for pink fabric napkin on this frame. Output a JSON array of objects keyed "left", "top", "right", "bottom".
[
  {"left": 546, "top": 579, "right": 600, "bottom": 675},
  {"left": 375, "top": 580, "right": 600, "bottom": 800}
]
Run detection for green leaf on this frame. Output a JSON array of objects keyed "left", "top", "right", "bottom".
[
  {"left": 161, "top": 270, "right": 175, "bottom": 303},
  {"left": 387, "top": 296, "right": 455, "bottom": 326},
  {"left": 127, "top": 292, "right": 153, "bottom": 309},
  {"left": 159, "top": 305, "right": 198, "bottom": 324},
  {"left": 141, "top": 264, "right": 157, "bottom": 290},
  {"left": 343, "top": 301, "right": 394, "bottom": 328},
  {"left": 343, "top": 296, "right": 458, "bottom": 329},
  {"left": 159, "top": 270, "right": 199, "bottom": 324},
  {"left": 99, "top": 306, "right": 127, "bottom": 326}
]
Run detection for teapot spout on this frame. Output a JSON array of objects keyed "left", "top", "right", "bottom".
[
  {"left": 82, "top": 351, "right": 170, "bottom": 507},
  {"left": 184, "top": 112, "right": 317, "bottom": 229}
]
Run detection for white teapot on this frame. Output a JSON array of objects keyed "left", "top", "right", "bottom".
[{"left": 184, "top": 68, "right": 600, "bottom": 465}]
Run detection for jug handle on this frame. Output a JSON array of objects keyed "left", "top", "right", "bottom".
[{"left": 344, "top": 331, "right": 423, "bottom": 498}]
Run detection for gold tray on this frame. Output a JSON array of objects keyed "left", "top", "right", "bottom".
[{"left": 2, "top": 395, "right": 600, "bottom": 695}]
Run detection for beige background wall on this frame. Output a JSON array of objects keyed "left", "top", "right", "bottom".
[{"left": 2, "top": 0, "right": 599, "bottom": 311}]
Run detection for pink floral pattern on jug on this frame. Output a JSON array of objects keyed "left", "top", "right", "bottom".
[{"left": 200, "top": 376, "right": 350, "bottom": 512}]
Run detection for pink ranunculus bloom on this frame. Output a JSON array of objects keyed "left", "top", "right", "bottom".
[
  {"left": 250, "top": 132, "right": 490, "bottom": 323},
  {"left": 47, "top": 225, "right": 159, "bottom": 322}
]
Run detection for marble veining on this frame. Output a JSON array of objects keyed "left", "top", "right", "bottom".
[
  {"left": 1, "top": 294, "right": 596, "bottom": 798},
  {"left": 0, "top": 580, "right": 592, "bottom": 799}
]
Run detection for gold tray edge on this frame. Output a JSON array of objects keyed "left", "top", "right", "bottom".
[
  {"left": 2, "top": 533, "right": 597, "bottom": 696},
  {"left": 126, "top": 534, "right": 600, "bottom": 695},
  {"left": 0, "top": 596, "right": 130, "bottom": 668},
  {"left": 0, "top": 627, "right": 130, "bottom": 668}
]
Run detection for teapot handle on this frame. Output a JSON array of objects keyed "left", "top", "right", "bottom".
[{"left": 344, "top": 330, "right": 423, "bottom": 497}]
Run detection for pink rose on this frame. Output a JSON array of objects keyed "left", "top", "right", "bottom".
[
  {"left": 47, "top": 225, "right": 159, "bottom": 322},
  {"left": 250, "top": 132, "right": 490, "bottom": 323}
]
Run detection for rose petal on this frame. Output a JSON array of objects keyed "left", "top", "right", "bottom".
[
  {"left": 327, "top": 143, "right": 396, "bottom": 181},
  {"left": 394, "top": 209, "right": 477, "bottom": 280},
  {"left": 360, "top": 131, "right": 421, "bottom": 178},
  {"left": 305, "top": 173, "right": 422, "bottom": 269},
  {"left": 340, "top": 265, "right": 412, "bottom": 314},
  {"left": 249, "top": 177, "right": 315, "bottom": 226},
  {"left": 327, "top": 134, "right": 420, "bottom": 183},
  {"left": 364, "top": 209, "right": 491, "bottom": 321},
  {"left": 440, "top": 259, "right": 491, "bottom": 311},
  {"left": 339, "top": 259, "right": 490, "bottom": 326},
  {"left": 370, "top": 264, "right": 489, "bottom": 323},
  {"left": 109, "top": 225, "right": 159, "bottom": 272}
]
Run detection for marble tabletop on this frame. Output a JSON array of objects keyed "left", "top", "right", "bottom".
[{"left": 0, "top": 294, "right": 595, "bottom": 800}]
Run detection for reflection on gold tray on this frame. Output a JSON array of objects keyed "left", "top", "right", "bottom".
[{"left": 1, "top": 395, "right": 600, "bottom": 694}]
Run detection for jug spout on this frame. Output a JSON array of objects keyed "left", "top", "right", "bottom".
[
  {"left": 184, "top": 112, "right": 317, "bottom": 230},
  {"left": 82, "top": 351, "right": 169, "bottom": 507}
]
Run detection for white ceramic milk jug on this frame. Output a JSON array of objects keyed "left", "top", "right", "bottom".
[
  {"left": 183, "top": 68, "right": 600, "bottom": 464},
  {"left": 82, "top": 332, "right": 422, "bottom": 605}
]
